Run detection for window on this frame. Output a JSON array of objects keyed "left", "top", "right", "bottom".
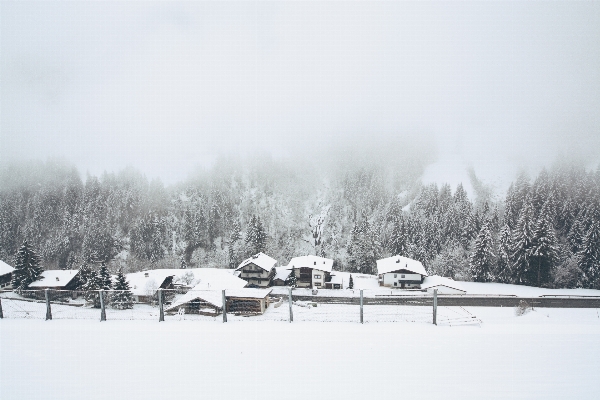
[
  {"left": 394, "top": 274, "right": 397, "bottom": 278},
  {"left": 315, "top": 282, "right": 321, "bottom": 286},
  {"left": 314, "top": 275, "right": 321, "bottom": 279},
  {"left": 401, "top": 275, "right": 405, "bottom": 278},
  {"left": 394, "top": 282, "right": 397, "bottom": 286}
]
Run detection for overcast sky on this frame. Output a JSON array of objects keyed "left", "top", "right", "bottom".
[{"left": 2, "top": 2, "right": 599, "bottom": 189}]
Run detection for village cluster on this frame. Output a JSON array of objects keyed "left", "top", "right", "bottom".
[{"left": 0, "top": 254, "right": 466, "bottom": 317}]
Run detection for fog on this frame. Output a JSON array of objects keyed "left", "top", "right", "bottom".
[{"left": 2, "top": 2, "right": 599, "bottom": 192}]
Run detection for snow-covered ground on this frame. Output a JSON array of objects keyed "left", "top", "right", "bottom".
[{"left": 2, "top": 307, "right": 600, "bottom": 400}]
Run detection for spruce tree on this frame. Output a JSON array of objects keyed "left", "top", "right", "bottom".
[
  {"left": 244, "top": 215, "right": 267, "bottom": 256},
  {"left": 469, "top": 221, "right": 496, "bottom": 282},
  {"left": 511, "top": 200, "right": 536, "bottom": 285},
  {"left": 531, "top": 215, "right": 559, "bottom": 287},
  {"left": 12, "top": 241, "right": 44, "bottom": 291},
  {"left": 578, "top": 220, "right": 600, "bottom": 289},
  {"left": 348, "top": 274, "right": 354, "bottom": 289},
  {"left": 495, "top": 225, "right": 513, "bottom": 284},
  {"left": 111, "top": 269, "right": 133, "bottom": 309},
  {"left": 98, "top": 263, "right": 112, "bottom": 290},
  {"left": 285, "top": 267, "right": 297, "bottom": 288}
]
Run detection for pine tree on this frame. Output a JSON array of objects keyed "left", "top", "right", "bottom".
[
  {"left": 530, "top": 215, "right": 559, "bottom": 287},
  {"left": 76, "top": 262, "right": 95, "bottom": 290},
  {"left": 511, "top": 200, "right": 536, "bottom": 285},
  {"left": 285, "top": 267, "right": 297, "bottom": 288},
  {"left": 98, "top": 263, "right": 112, "bottom": 290},
  {"left": 495, "top": 225, "right": 513, "bottom": 283},
  {"left": 12, "top": 241, "right": 44, "bottom": 291},
  {"left": 578, "top": 220, "right": 600, "bottom": 289},
  {"left": 347, "top": 219, "right": 379, "bottom": 275},
  {"left": 111, "top": 268, "right": 133, "bottom": 309},
  {"left": 469, "top": 222, "right": 496, "bottom": 282},
  {"left": 244, "top": 215, "right": 267, "bottom": 256},
  {"left": 348, "top": 274, "right": 354, "bottom": 289}
]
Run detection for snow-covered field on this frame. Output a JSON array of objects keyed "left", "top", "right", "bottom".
[{"left": 2, "top": 307, "right": 599, "bottom": 400}]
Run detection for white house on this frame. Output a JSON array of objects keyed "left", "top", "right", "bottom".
[
  {"left": 376, "top": 255, "right": 428, "bottom": 289},
  {"left": 235, "top": 253, "right": 277, "bottom": 288},
  {"left": 421, "top": 275, "right": 466, "bottom": 294},
  {"left": 286, "top": 255, "right": 333, "bottom": 289},
  {"left": 0, "top": 260, "right": 15, "bottom": 289},
  {"left": 126, "top": 270, "right": 177, "bottom": 303}
]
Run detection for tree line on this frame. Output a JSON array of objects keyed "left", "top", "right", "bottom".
[{"left": 1, "top": 158, "right": 599, "bottom": 289}]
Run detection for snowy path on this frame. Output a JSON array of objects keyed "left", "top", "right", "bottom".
[{"left": 1, "top": 308, "right": 599, "bottom": 400}]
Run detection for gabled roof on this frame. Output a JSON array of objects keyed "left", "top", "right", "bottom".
[
  {"left": 376, "top": 255, "right": 428, "bottom": 276},
  {"left": 273, "top": 266, "right": 292, "bottom": 282},
  {"left": 328, "top": 274, "right": 344, "bottom": 285},
  {"left": 28, "top": 269, "right": 80, "bottom": 288},
  {"left": 126, "top": 269, "right": 177, "bottom": 296},
  {"left": 236, "top": 252, "right": 277, "bottom": 272},
  {"left": 421, "top": 275, "right": 466, "bottom": 292},
  {"left": 0, "top": 260, "right": 15, "bottom": 276},
  {"left": 287, "top": 255, "right": 333, "bottom": 273},
  {"left": 166, "top": 287, "right": 271, "bottom": 311}
]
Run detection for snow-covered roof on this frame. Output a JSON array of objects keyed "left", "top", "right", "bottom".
[
  {"left": 166, "top": 288, "right": 271, "bottom": 311},
  {"left": 329, "top": 274, "right": 344, "bottom": 285},
  {"left": 189, "top": 269, "right": 248, "bottom": 291},
  {"left": 421, "top": 275, "right": 466, "bottom": 292},
  {"left": 376, "top": 255, "right": 428, "bottom": 276},
  {"left": 287, "top": 255, "right": 333, "bottom": 273},
  {"left": 236, "top": 252, "right": 277, "bottom": 272},
  {"left": 126, "top": 269, "right": 177, "bottom": 296},
  {"left": 0, "top": 260, "right": 14, "bottom": 276},
  {"left": 28, "top": 270, "right": 79, "bottom": 288},
  {"left": 273, "top": 266, "right": 292, "bottom": 282}
]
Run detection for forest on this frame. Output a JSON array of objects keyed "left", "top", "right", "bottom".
[{"left": 1, "top": 154, "right": 599, "bottom": 290}]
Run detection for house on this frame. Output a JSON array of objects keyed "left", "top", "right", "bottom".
[
  {"left": 0, "top": 260, "right": 15, "bottom": 289},
  {"left": 165, "top": 286, "right": 271, "bottom": 316},
  {"left": 126, "top": 270, "right": 176, "bottom": 303},
  {"left": 28, "top": 269, "right": 81, "bottom": 290},
  {"left": 286, "top": 255, "right": 333, "bottom": 289},
  {"left": 271, "top": 266, "right": 292, "bottom": 286},
  {"left": 235, "top": 253, "right": 277, "bottom": 288},
  {"left": 421, "top": 275, "right": 466, "bottom": 295},
  {"left": 376, "top": 255, "right": 428, "bottom": 289}
]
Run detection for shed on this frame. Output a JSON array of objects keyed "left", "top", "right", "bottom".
[
  {"left": 0, "top": 260, "right": 15, "bottom": 289},
  {"left": 421, "top": 275, "right": 466, "bottom": 295}
]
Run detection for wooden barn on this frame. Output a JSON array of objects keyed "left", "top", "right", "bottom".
[
  {"left": 165, "top": 288, "right": 272, "bottom": 316},
  {"left": 376, "top": 255, "right": 428, "bottom": 289}
]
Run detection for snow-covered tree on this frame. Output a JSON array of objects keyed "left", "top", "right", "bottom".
[
  {"left": 495, "top": 225, "right": 513, "bottom": 284},
  {"left": 578, "top": 220, "right": 600, "bottom": 289},
  {"left": 469, "top": 222, "right": 496, "bottom": 282},
  {"left": 347, "top": 219, "right": 379, "bottom": 275},
  {"left": 530, "top": 215, "right": 559, "bottom": 287},
  {"left": 111, "top": 268, "right": 133, "bottom": 309},
  {"left": 285, "top": 267, "right": 297, "bottom": 288},
  {"left": 511, "top": 200, "right": 536, "bottom": 285},
  {"left": 12, "top": 241, "right": 44, "bottom": 291},
  {"left": 244, "top": 215, "right": 267, "bottom": 256}
]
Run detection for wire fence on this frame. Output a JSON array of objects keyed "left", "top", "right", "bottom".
[{"left": 0, "top": 288, "right": 481, "bottom": 326}]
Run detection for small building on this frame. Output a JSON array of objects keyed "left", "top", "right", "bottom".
[
  {"left": 235, "top": 253, "right": 277, "bottom": 288},
  {"left": 324, "top": 273, "right": 344, "bottom": 289},
  {"left": 286, "top": 255, "right": 333, "bottom": 289},
  {"left": 28, "top": 269, "right": 81, "bottom": 290},
  {"left": 421, "top": 275, "right": 466, "bottom": 295},
  {"left": 165, "top": 287, "right": 271, "bottom": 316},
  {"left": 376, "top": 255, "right": 428, "bottom": 289},
  {"left": 0, "top": 260, "right": 15, "bottom": 289},
  {"left": 126, "top": 270, "right": 176, "bottom": 303},
  {"left": 271, "top": 266, "right": 292, "bottom": 286}
]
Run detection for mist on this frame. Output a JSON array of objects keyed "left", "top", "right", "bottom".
[{"left": 2, "top": 2, "right": 599, "bottom": 191}]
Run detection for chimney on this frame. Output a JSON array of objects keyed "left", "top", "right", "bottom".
[
  {"left": 56, "top": 277, "right": 60, "bottom": 281},
  {"left": 144, "top": 272, "right": 149, "bottom": 278},
  {"left": 396, "top": 258, "right": 400, "bottom": 263}
]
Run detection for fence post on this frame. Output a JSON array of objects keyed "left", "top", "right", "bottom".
[
  {"left": 360, "top": 289, "right": 364, "bottom": 324},
  {"left": 222, "top": 290, "right": 227, "bottom": 323},
  {"left": 99, "top": 290, "right": 106, "bottom": 322},
  {"left": 433, "top": 289, "right": 437, "bottom": 326},
  {"left": 158, "top": 289, "right": 165, "bottom": 322},
  {"left": 0, "top": 296, "right": 4, "bottom": 319},
  {"left": 288, "top": 287, "right": 293, "bottom": 322},
  {"left": 45, "top": 289, "right": 52, "bottom": 320}
]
